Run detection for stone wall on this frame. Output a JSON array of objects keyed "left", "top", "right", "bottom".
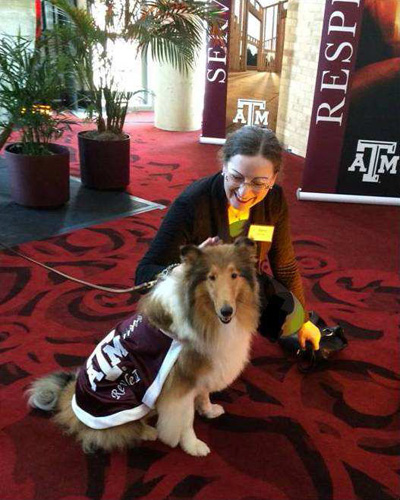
[
  {"left": 276, "top": 0, "right": 326, "bottom": 157},
  {"left": 0, "top": 0, "right": 35, "bottom": 38}
]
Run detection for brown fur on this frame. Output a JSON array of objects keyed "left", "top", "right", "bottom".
[
  {"left": 27, "top": 238, "right": 260, "bottom": 456},
  {"left": 53, "top": 381, "right": 156, "bottom": 453},
  {"left": 140, "top": 294, "right": 173, "bottom": 332}
]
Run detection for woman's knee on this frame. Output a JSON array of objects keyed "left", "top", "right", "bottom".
[{"left": 257, "top": 274, "right": 305, "bottom": 340}]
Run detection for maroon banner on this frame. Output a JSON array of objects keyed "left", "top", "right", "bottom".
[
  {"left": 302, "top": 0, "right": 365, "bottom": 193},
  {"left": 201, "top": 0, "right": 231, "bottom": 142},
  {"left": 335, "top": 0, "right": 400, "bottom": 200},
  {"left": 35, "top": 0, "right": 42, "bottom": 39}
]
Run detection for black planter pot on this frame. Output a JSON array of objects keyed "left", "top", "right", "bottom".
[
  {"left": 5, "top": 143, "right": 70, "bottom": 208},
  {"left": 78, "top": 131, "right": 130, "bottom": 190}
]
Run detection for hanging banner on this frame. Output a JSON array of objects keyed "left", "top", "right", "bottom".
[
  {"left": 299, "top": 0, "right": 400, "bottom": 206},
  {"left": 200, "top": 0, "right": 231, "bottom": 144},
  {"left": 201, "top": 0, "right": 289, "bottom": 144}
]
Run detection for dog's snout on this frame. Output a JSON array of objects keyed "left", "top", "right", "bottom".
[{"left": 220, "top": 305, "right": 233, "bottom": 318}]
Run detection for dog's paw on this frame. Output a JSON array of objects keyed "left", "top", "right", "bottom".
[
  {"left": 198, "top": 403, "right": 225, "bottom": 419},
  {"left": 181, "top": 438, "right": 211, "bottom": 457},
  {"left": 141, "top": 424, "right": 158, "bottom": 441}
]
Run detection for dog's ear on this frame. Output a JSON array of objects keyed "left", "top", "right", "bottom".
[
  {"left": 180, "top": 245, "right": 203, "bottom": 264},
  {"left": 234, "top": 237, "right": 257, "bottom": 261},
  {"left": 234, "top": 237, "right": 256, "bottom": 251}
]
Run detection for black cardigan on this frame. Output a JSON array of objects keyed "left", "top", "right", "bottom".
[{"left": 135, "top": 173, "right": 307, "bottom": 311}]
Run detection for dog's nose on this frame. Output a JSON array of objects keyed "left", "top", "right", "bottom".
[{"left": 220, "top": 305, "right": 233, "bottom": 318}]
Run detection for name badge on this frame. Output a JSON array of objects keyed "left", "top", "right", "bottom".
[{"left": 248, "top": 225, "right": 274, "bottom": 242}]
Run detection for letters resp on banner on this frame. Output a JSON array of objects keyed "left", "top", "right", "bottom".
[
  {"left": 301, "top": 0, "right": 400, "bottom": 204},
  {"left": 303, "top": 0, "right": 363, "bottom": 194}
]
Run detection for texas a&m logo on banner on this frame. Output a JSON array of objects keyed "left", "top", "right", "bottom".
[
  {"left": 348, "top": 140, "right": 399, "bottom": 183},
  {"left": 233, "top": 99, "right": 269, "bottom": 127}
]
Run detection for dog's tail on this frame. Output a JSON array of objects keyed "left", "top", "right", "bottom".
[{"left": 27, "top": 371, "right": 77, "bottom": 411}]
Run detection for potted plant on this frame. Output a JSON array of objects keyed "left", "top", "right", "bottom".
[
  {"left": 51, "top": 0, "right": 223, "bottom": 190},
  {"left": 0, "top": 34, "right": 74, "bottom": 208}
]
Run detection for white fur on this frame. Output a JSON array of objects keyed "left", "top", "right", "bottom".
[
  {"left": 151, "top": 271, "right": 197, "bottom": 341},
  {"left": 156, "top": 313, "right": 254, "bottom": 456},
  {"left": 199, "top": 319, "right": 252, "bottom": 392}
]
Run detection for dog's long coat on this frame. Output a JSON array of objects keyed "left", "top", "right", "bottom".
[{"left": 28, "top": 238, "right": 260, "bottom": 456}]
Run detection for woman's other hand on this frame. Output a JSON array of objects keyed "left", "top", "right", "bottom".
[
  {"left": 199, "top": 236, "right": 222, "bottom": 249},
  {"left": 298, "top": 321, "right": 321, "bottom": 351}
]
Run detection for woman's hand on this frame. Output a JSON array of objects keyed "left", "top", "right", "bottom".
[
  {"left": 199, "top": 236, "right": 222, "bottom": 249},
  {"left": 298, "top": 320, "right": 321, "bottom": 351}
]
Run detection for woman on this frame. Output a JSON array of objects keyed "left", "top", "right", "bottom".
[{"left": 135, "top": 126, "right": 321, "bottom": 351}]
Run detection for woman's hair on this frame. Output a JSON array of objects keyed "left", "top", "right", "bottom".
[{"left": 220, "top": 126, "right": 283, "bottom": 174}]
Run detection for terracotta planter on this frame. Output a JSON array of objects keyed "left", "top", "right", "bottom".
[
  {"left": 5, "top": 143, "right": 70, "bottom": 208},
  {"left": 78, "top": 131, "right": 130, "bottom": 190}
]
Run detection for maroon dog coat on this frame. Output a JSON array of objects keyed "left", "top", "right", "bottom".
[{"left": 71, "top": 313, "right": 182, "bottom": 429}]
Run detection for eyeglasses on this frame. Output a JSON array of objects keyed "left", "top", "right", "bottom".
[{"left": 225, "top": 171, "right": 273, "bottom": 192}]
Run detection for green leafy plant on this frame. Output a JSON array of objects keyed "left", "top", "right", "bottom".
[
  {"left": 0, "top": 34, "right": 74, "bottom": 155},
  {"left": 51, "top": 0, "right": 224, "bottom": 139}
]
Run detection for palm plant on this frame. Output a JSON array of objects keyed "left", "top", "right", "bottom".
[
  {"left": 0, "top": 34, "right": 74, "bottom": 154},
  {"left": 51, "top": 0, "right": 224, "bottom": 138}
]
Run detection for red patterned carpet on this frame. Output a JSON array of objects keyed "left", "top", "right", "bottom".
[{"left": 0, "top": 116, "right": 399, "bottom": 500}]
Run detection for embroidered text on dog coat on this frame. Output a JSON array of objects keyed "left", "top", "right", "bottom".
[{"left": 71, "top": 313, "right": 182, "bottom": 429}]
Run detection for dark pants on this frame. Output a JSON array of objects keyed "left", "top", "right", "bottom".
[{"left": 257, "top": 274, "right": 305, "bottom": 342}]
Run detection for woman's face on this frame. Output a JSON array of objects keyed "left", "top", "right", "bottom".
[{"left": 222, "top": 154, "right": 277, "bottom": 211}]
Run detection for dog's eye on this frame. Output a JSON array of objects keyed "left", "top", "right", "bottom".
[
  {"left": 231, "top": 273, "right": 238, "bottom": 279},
  {"left": 208, "top": 275, "right": 216, "bottom": 281}
]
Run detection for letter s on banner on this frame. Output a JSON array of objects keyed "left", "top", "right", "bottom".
[{"left": 201, "top": 0, "right": 231, "bottom": 143}]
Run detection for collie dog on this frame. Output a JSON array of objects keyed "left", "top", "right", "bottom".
[{"left": 27, "top": 237, "right": 260, "bottom": 456}]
